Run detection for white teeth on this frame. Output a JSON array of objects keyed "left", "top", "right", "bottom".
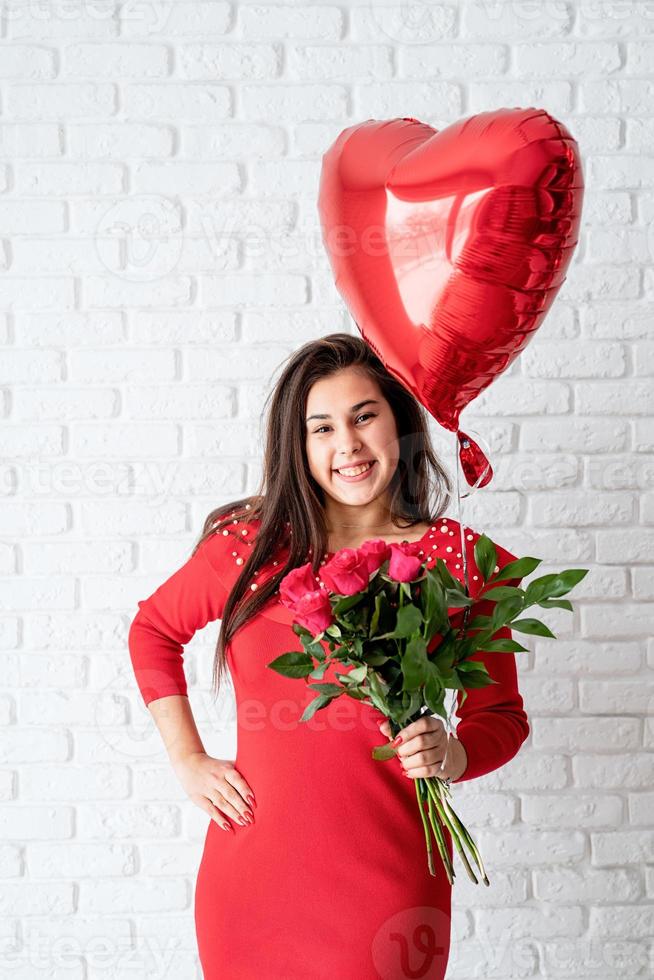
[{"left": 337, "top": 461, "right": 373, "bottom": 477}]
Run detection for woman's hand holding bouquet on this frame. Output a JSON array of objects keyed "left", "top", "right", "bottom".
[{"left": 268, "top": 532, "right": 587, "bottom": 885}]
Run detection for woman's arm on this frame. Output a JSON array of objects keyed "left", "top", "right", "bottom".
[
  {"left": 147, "top": 694, "right": 206, "bottom": 765},
  {"left": 452, "top": 621, "right": 530, "bottom": 783},
  {"left": 127, "top": 532, "right": 257, "bottom": 828},
  {"left": 451, "top": 533, "right": 531, "bottom": 783},
  {"left": 128, "top": 537, "right": 229, "bottom": 706}
]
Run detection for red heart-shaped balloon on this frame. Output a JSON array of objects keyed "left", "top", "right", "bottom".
[{"left": 318, "top": 108, "right": 584, "bottom": 486}]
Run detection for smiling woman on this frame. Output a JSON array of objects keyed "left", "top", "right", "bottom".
[
  {"left": 304, "top": 366, "right": 436, "bottom": 553},
  {"left": 127, "top": 333, "right": 530, "bottom": 979}
]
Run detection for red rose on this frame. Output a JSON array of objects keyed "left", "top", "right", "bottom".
[
  {"left": 292, "top": 589, "right": 334, "bottom": 636},
  {"left": 387, "top": 541, "right": 424, "bottom": 582},
  {"left": 320, "top": 547, "right": 370, "bottom": 596},
  {"left": 279, "top": 562, "right": 321, "bottom": 607},
  {"left": 358, "top": 538, "right": 392, "bottom": 576}
]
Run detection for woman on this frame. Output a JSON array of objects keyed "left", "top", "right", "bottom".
[{"left": 128, "top": 333, "right": 530, "bottom": 979}]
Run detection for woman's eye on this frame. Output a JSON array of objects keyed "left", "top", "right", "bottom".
[{"left": 314, "top": 413, "right": 375, "bottom": 434}]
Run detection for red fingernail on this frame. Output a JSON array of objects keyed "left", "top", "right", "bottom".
[
  {"left": 222, "top": 821, "right": 233, "bottom": 832},
  {"left": 247, "top": 794, "right": 256, "bottom": 809},
  {"left": 392, "top": 735, "right": 403, "bottom": 746}
]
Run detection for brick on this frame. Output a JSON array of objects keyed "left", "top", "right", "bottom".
[
  {"left": 529, "top": 491, "right": 634, "bottom": 525},
  {"left": 524, "top": 793, "right": 623, "bottom": 829},
  {"left": 241, "top": 5, "right": 344, "bottom": 41},
  {"left": 0, "top": 45, "right": 57, "bottom": 79},
  {"left": 179, "top": 43, "right": 281, "bottom": 80},
  {"left": 462, "top": 2, "right": 573, "bottom": 40},
  {"left": 68, "top": 123, "right": 174, "bottom": 158},
  {"left": 531, "top": 716, "right": 640, "bottom": 751},
  {"left": 7, "top": 83, "right": 116, "bottom": 119},
  {"left": 63, "top": 42, "right": 170, "bottom": 78}
]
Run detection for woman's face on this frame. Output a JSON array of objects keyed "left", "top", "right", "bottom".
[{"left": 304, "top": 367, "right": 401, "bottom": 511}]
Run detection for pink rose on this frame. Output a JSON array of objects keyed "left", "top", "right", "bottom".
[
  {"left": 279, "top": 562, "right": 321, "bottom": 607},
  {"left": 387, "top": 541, "right": 424, "bottom": 583},
  {"left": 359, "top": 538, "right": 392, "bottom": 576},
  {"left": 320, "top": 547, "right": 370, "bottom": 596},
  {"left": 292, "top": 589, "right": 334, "bottom": 636}
]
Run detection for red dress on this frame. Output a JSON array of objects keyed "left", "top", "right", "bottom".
[{"left": 128, "top": 516, "right": 529, "bottom": 980}]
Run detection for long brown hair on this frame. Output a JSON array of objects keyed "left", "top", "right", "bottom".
[{"left": 192, "top": 332, "right": 453, "bottom": 702}]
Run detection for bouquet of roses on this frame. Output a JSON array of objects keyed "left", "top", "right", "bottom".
[{"left": 267, "top": 534, "right": 587, "bottom": 885}]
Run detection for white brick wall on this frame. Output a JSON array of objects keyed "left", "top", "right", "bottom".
[{"left": 1, "top": 1, "right": 652, "bottom": 976}]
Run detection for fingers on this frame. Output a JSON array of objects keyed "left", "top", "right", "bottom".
[
  {"left": 396, "top": 715, "right": 446, "bottom": 743},
  {"left": 378, "top": 716, "right": 453, "bottom": 779},
  {"left": 199, "top": 797, "right": 234, "bottom": 833},
  {"left": 397, "top": 727, "right": 448, "bottom": 763},
  {"left": 206, "top": 766, "right": 256, "bottom": 831},
  {"left": 402, "top": 734, "right": 467, "bottom": 781},
  {"left": 378, "top": 720, "right": 391, "bottom": 738},
  {"left": 207, "top": 786, "right": 254, "bottom": 827},
  {"left": 223, "top": 767, "right": 257, "bottom": 811},
  {"left": 399, "top": 745, "right": 443, "bottom": 772}
]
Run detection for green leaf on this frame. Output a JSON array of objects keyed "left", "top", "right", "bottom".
[
  {"left": 492, "top": 556, "right": 541, "bottom": 582},
  {"left": 345, "top": 687, "right": 369, "bottom": 701},
  {"left": 267, "top": 651, "right": 314, "bottom": 678},
  {"left": 430, "top": 646, "right": 454, "bottom": 675},
  {"left": 332, "top": 592, "right": 364, "bottom": 617},
  {"left": 369, "top": 593, "right": 382, "bottom": 636},
  {"left": 537, "top": 598, "right": 573, "bottom": 611},
  {"left": 423, "top": 666, "right": 444, "bottom": 715},
  {"left": 362, "top": 648, "right": 389, "bottom": 667},
  {"left": 367, "top": 671, "right": 391, "bottom": 714},
  {"left": 371, "top": 741, "right": 398, "bottom": 762},
  {"left": 474, "top": 534, "right": 497, "bottom": 583},
  {"left": 525, "top": 569, "right": 589, "bottom": 604},
  {"left": 299, "top": 693, "right": 333, "bottom": 722},
  {"left": 457, "top": 659, "right": 491, "bottom": 678},
  {"left": 308, "top": 662, "right": 328, "bottom": 680},
  {"left": 377, "top": 602, "right": 423, "bottom": 640},
  {"left": 421, "top": 569, "right": 448, "bottom": 634},
  {"left": 510, "top": 618, "right": 556, "bottom": 638},
  {"left": 456, "top": 661, "right": 493, "bottom": 689},
  {"left": 342, "top": 664, "right": 368, "bottom": 684},
  {"left": 479, "top": 638, "right": 530, "bottom": 653},
  {"left": 490, "top": 595, "right": 525, "bottom": 632},
  {"left": 307, "top": 682, "right": 343, "bottom": 696},
  {"left": 444, "top": 588, "right": 474, "bottom": 609},
  {"left": 402, "top": 634, "right": 429, "bottom": 691},
  {"left": 396, "top": 602, "right": 423, "bottom": 637},
  {"left": 434, "top": 558, "right": 462, "bottom": 592},
  {"left": 466, "top": 614, "right": 492, "bottom": 631},
  {"left": 479, "top": 585, "right": 525, "bottom": 602},
  {"left": 302, "top": 636, "right": 326, "bottom": 661}
]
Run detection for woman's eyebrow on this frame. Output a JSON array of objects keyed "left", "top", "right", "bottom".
[{"left": 305, "top": 399, "right": 380, "bottom": 423}]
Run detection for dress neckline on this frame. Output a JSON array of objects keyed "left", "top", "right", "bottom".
[{"left": 323, "top": 521, "right": 442, "bottom": 559}]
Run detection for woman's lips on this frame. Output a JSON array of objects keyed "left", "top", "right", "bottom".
[{"left": 333, "top": 460, "right": 377, "bottom": 483}]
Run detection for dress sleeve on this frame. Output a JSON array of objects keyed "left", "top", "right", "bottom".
[
  {"left": 127, "top": 527, "right": 250, "bottom": 707},
  {"left": 451, "top": 531, "right": 530, "bottom": 783}
]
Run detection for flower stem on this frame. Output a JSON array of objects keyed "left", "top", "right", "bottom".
[
  {"left": 437, "top": 787, "right": 490, "bottom": 886},
  {"left": 425, "top": 778, "right": 488, "bottom": 886},
  {"left": 414, "top": 779, "right": 435, "bottom": 877},
  {"left": 423, "top": 779, "right": 455, "bottom": 886}
]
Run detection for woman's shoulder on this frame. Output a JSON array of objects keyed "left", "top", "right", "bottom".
[
  {"left": 197, "top": 512, "right": 263, "bottom": 577},
  {"left": 439, "top": 516, "right": 519, "bottom": 575}
]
